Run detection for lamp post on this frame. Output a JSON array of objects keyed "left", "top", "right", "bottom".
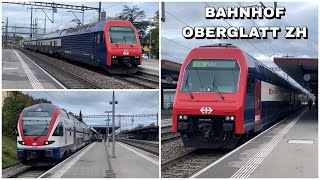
[
  {"left": 109, "top": 91, "right": 118, "bottom": 158},
  {"left": 104, "top": 111, "right": 112, "bottom": 147}
]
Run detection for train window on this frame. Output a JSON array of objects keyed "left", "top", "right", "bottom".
[
  {"left": 70, "top": 128, "right": 72, "bottom": 136},
  {"left": 181, "top": 59, "right": 240, "bottom": 93},
  {"left": 109, "top": 26, "right": 137, "bottom": 44},
  {"left": 50, "top": 41, "right": 52, "bottom": 46},
  {"left": 96, "top": 33, "right": 104, "bottom": 44},
  {"left": 97, "top": 34, "right": 100, "bottom": 44},
  {"left": 53, "top": 122, "right": 64, "bottom": 136}
]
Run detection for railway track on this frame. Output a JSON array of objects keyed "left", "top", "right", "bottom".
[
  {"left": 161, "top": 149, "right": 228, "bottom": 178},
  {"left": 10, "top": 166, "right": 51, "bottom": 178},
  {"left": 18, "top": 48, "right": 103, "bottom": 89},
  {"left": 161, "top": 125, "right": 181, "bottom": 143},
  {"left": 18, "top": 48, "right": 159, "bottom": 89},
  {"left": 161, "top": 125, "right": 228, "bottom": 178},
  {"left": 113, "top": 74, "right": 159, "bottom": 89}
]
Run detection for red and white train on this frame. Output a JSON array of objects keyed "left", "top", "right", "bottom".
[
  {"left": 172, "top": 44, "right": 308, "bottom": 149},
  {"left": 17, "top": 103, "right": 99, "bottom": 166}
]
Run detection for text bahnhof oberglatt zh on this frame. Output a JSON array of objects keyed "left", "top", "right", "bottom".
[{"left": 182, "top": 6, "right": 308, "bottom": 39}]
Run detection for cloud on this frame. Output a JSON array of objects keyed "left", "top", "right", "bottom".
[
  {"left": 22, "top": 91, "right": 159, "bottom": 128},
  {"left": 161, "top": 2, "right": 318, "bottom": 64},
  {"left": 2, "top": 2, "right": 158, "bottom": 37}
]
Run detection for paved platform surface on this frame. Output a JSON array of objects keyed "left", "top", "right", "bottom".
[
  {"left": 40, "top": 142, "right": 113, "bottom": 178},
  {"left": 138, "top": 59, "right": 159, "bottom": 76},
  {"left": 162, "top": 118, "right": 172, "bottom": 127},
  {"left": 194, "top": 108, "right": 318, "bottom": 178},
  {"left": 106, "top": 141, "right": 159, "bottom": 178},
  {"left": 2, "top": 49, "right": 65, "bottom": 89}
]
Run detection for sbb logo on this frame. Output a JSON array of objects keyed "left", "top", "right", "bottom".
[
  {"left": 123, "top": 50, "right": 129, "bottom": 55},
  {"left": 200, "top": 107, "right": 213, "bottom": 114}
]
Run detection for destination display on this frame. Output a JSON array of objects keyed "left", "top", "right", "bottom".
[{"left": 191, "top": 60, "right": 236, "bottom": 68}]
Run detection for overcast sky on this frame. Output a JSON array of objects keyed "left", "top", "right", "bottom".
[
  {"left": 161, "top": 2, "right": 317, "bottom": 94},
  {"left": 2, "top": 2, "right": 158, "bottom": 36},
  {"left": 22, "top": 91, "right": 159, "bottom": 129},
  {"left": 162, "top": 2, "right": 318, "bottom": 64}
]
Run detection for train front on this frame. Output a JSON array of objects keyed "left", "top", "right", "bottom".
[
  {"left": 17, "top": 103, "right": 63, "bottom": 165},
  {"left": 104, "top": 20, "right": 142, "bottom": 74},
  {"left": 172, "top": 45, "right": 248, "bottom": 149}
]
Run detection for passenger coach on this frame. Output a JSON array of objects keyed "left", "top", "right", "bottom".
[
  {"left": 172, "top": 43, "right": 308, "bottom": 149},
  {"left": 23, "top": 19, "right": 142, "bottom": 74}
]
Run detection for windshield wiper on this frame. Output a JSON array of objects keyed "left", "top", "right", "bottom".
[
  {"left": 194, "top": 67, "right": 204, "bottom": 90},
  {"left": 213, "top": 74, "right": 225, "bottom": 100},
  {"left": 184, "top": 73, "right": 194, "bottom": 99},
  {"left": 34, "top": 120, "right": 49, "bottom": 140}
]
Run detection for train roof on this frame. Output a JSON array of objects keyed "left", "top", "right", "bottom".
[
  {"left": 27, "top": 19, "right": 132, "bottom": 41},
  {"left": 191, "top": 43, "right": 304, "bottom": 93},
  {"left": 21, "top": 103, "right": 57, "bottom": 117}
]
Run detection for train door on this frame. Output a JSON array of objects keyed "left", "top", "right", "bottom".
[
  {"left": 254, "top": 81, "right": 261, "bottom": 125},
  {"left": 94, "top": 32, "right": 106, "bottom": 65}
]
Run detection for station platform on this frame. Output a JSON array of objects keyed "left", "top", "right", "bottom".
[
  {"left": 193, "top": 108, "right": 318, "bottom": 178},
  {"left": 106, "top": 141, "right": 159, "bottom": 178},
  {"left": 39, "top": 142, "right": 113, "bottom": 178},
  {"left": 2, "top": 49, "right": 65, "bottom": 89},
  {"left": 162, "top": 118, "right": 172, "bottom": 127},
  {"left": 138, "top": 59, "right": 159, "bottom": 76}
]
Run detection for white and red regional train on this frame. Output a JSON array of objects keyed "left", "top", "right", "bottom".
[{"left": 17, "top": 103, "right": 99, "bottom": 166}]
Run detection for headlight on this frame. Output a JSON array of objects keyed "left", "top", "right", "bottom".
[
  {"left": 178, "top": 115, "right": 188, "bottom": 120},
  {"left": 135, "top": 56, "right": 140, "bottom": 59},
  {"left": 225, "top": 116, "right": 230, "bottom": 121},
  {"left": 230, "top": 116, "right": 235, "bottom": 120},
  {"left": 112, "top": 56, "right": 117, "bottom": 59},
  {"left": 44, "top": 141, "right": 55, "bottom": 145},
  {"left": 18, "top": 141, "right": 25, "bottom": 145},
  {"left": 225, "top": 116, "right": 235, "bottom": 121}
]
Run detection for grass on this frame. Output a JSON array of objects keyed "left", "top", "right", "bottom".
[{"left": 2, "top": 135, "right": 20, "bottom": 169}]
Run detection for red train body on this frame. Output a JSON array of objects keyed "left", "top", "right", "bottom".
[{"left": 172, "top": 44, "right": 306, "bottom": 149}]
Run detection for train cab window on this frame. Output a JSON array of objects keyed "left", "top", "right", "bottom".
[
  {"left": 181, "top": 59, "right": 240, "bottom": 93},
  {"left": 22, "top": 111, "right": 51, "bottom": 136},
  {"left": 109, "top": 26, "right": 137, "bottom": 44}
]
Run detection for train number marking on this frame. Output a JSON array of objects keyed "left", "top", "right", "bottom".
[{"left": 200, "top": 107, "right": 213, "bottom": 114}]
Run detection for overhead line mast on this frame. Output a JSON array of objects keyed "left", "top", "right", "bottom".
[{"left": 3, "top": 1, "right": 102, "bottom": 38}]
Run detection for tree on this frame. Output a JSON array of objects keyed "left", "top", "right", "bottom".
[
  {"left": 150, "top": 11, "right": 159, "bottom": 59},
  {"left": 134, "top": 124, "right": 144, "bottom": 129},
  {"left": 149, "top": 122, "right": 156, "bottom": 126},
  {"left": 117, "top": 5, "right": 150, "bottom": 40},
  {"left": 79, "top": 110, "right": 83, "bottom": 122},
  {"left": 2, "top": 92, "right": 51, "bottom": 137}
]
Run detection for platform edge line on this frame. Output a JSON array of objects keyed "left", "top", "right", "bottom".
[
  {"left": 37, "top": 142, "right": 96, "bottom": 178},
  {"left": 117, "top": 142, "right": 159, "bottom": 166},
  {"left": 18, "top": 50, "right": 67, "bottom": 89}
]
